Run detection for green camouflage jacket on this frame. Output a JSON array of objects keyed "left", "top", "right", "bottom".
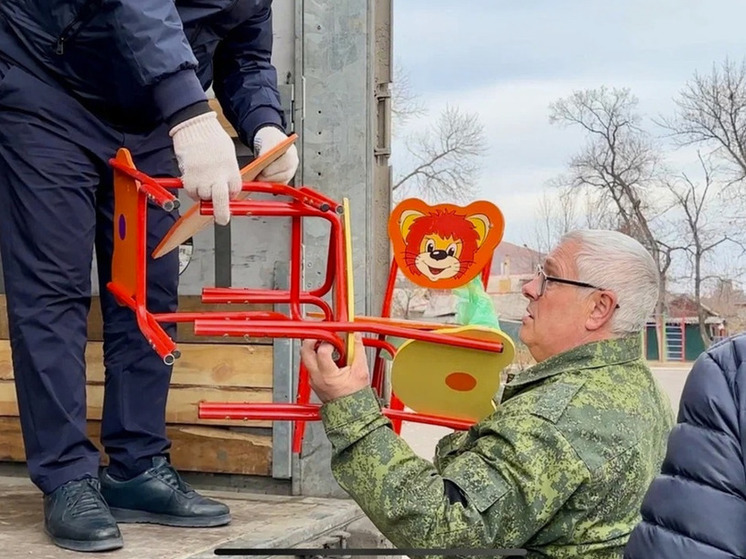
[{"left": 319, "top": 335, "right": 674, "bottom": 558}]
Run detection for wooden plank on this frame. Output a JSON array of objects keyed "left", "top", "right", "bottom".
[
  {"left": 173, "top": 296, "right": 274, "bottom": 345},
  {"left": 0, "top": 300, "right": 7, "bottom": 344},
  {"left": 165, "top": 424, "right": 271, "bottom": 476},
  {"left": 0, "top": 417, "right": 271, "bottom": 476},
  {"left": 0, "top": 294, "right": 274, "bottom": 345},
  {"left": 0, "top": 382, "right": 273, "bottom": 427},
  {"left": 0, "top": 341, "right": 273, "bottom": 389}
]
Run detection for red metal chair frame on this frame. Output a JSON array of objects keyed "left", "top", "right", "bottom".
[
  {"left": 364, "top": 259, "right": 493, "bottom": 434},
  {"left": 108, "top": 149, "right": 505, "bottom": 454}
]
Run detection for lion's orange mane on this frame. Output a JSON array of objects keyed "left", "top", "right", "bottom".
[{"left": 403, "top": 210, "right": 481, "bottom": 279}]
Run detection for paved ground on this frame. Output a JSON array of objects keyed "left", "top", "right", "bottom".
[
  {"left": 0, "top": 477, "right": 365, "bottom": 559},
  {"left": 401, "top": 364, "right": 692, "bottom": 460},
  {"left": 651, "top": 365, "right": 691, "bottom": 417}
]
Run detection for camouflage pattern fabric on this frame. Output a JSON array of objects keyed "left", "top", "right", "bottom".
[{"left": 319, "top": 335, "right": 674, "bottom": 558}]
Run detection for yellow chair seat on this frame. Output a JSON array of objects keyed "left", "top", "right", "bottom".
[{"left": 390, "top": 325, "right": 515, "bottom": 422}]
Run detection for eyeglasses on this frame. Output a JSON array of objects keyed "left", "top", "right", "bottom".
[{"left": 535, "top": 264, "right": 602, "bottom": 297}]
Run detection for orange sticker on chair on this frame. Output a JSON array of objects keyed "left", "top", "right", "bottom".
[{"left": 388, "top": 199, "right": 505, "bottom": 289}]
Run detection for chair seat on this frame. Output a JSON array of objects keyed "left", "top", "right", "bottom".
[{"left": 390, "top": 325, "right": 515, "bottom": 422}]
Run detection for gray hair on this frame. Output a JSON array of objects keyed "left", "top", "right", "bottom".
[{"left": 559, "top": 229, "right": 659, "bottom": 335}]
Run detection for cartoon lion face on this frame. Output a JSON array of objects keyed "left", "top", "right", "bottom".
[
  {"left": 403, "top": 210, "right": 485, "bottom": 282},
  {"left": 389, "top": 199, "right": 505, "bottom": 290}
]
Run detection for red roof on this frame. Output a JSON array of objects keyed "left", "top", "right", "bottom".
[{"left": 666, "top": 294, "right": 717, "bottom": 319}]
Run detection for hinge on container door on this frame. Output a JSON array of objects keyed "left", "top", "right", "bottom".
[
  {"left": 374, "top": 82, "right": 391, "bottom": 159},
  {"left": 279, "top": 80, "right": 295, "bottom": 134}
]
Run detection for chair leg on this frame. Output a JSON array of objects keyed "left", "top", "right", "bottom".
[
  {"left": 389, "top": 392, "right": 405, "bottom": 435},
  {"left": 292, "top": 362, "right": 311, "bottom": 454},
  {"left": 371, "top": 352, "right": 386, "bottom": 396}
]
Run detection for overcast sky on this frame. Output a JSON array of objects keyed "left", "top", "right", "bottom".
[{"left": 392, "top": 0, "right": 746, "bottom": 247}]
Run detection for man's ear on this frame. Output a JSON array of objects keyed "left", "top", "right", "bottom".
[{"left": 585, "top": 291, "right": 618, "bottom": 331}]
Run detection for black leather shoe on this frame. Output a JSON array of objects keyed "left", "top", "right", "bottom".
[
  {"left": 44, "top": 477, "right": 123, "bottom": 552},
  {"left": 100, "top": 456, "right": 230, "bottom": 527}
]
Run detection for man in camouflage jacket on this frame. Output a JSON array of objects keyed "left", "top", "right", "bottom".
[{"left": 301, "top": 229, "right": 674, "bottom": 558}]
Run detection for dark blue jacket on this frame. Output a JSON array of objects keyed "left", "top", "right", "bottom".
[
  {"left": 0, "top": 0, "right": 284, "bottom": 142},
  {"left": 625, "top": 333, "right": 746, "bottom": 559}
]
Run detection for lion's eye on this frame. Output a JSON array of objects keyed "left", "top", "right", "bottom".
[
  {"left": 447, "top": 244, "right": 457, "bottom": 257},
  {"left": 426, "top": 240, "right": 435, "bottom": 253}
]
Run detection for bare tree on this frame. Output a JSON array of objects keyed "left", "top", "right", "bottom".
[
  {"left": 391, "top": 61, "right": 426, "bottom": 134},
  {"left": 531, "top": 181, "right": 580, "bottom": 253},
  {"left": 661, "top": 58, "right": 746, "bottom": 188},
  {"left": 393, "top": 105, "right": 488, "bottom": 203},
  {"left": 532, "top": 174, "right": 621, "bottom": 253},
  {"left": 548, "top": 86, "right": 679, "bottom": 351},
  {"left": 387, "top": 66, "right": 489, "bottom": 319},
  {"left": 706, "top": 278, "right": 746, "bottom": 335},
  {"left": 391, "top": 62, "right": 487, "bottom": 203},
  {"left": 391, "top": 280, "right": 429, "bottom": 319},
  {"left": 664, "top": 152, "right": 742, "bottom": 345}
]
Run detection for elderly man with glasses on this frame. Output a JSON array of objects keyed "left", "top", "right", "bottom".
[{"left": 300, "top": 229, "right": 674, "bottom": 558}]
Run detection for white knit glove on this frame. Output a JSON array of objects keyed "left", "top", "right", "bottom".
[
  {"left": 253, "top": 126, "right": 299, "bottom": 184},
  {"left": 169, "top": 112, "right": 242, "bottom": 226}
]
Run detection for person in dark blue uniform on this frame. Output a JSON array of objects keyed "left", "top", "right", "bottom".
[
  {"left": 624, "top": 333, "right": 746, "bottom": 559},
  {"left": 0, "top": 0, "right": 298, "bottom": 552}
]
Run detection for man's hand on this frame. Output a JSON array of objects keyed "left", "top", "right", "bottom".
[
  {"left": 170, "top": 111, "right": 242, "bottom": 226},
  {"left": 300, "top": 334, "right": 370, "bottom": 403},
  {"left": 253, "top": 126, "right": 299, "bottom": 184}
]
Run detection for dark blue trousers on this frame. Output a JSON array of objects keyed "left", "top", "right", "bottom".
[{"left": 0, "top": 60, "right": 180, "bottom": 494}]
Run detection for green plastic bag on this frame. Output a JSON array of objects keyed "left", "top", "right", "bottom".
[
  {"left": 453, "top": 276, "right": 501, "bottom": 330},
  {"left": 382, "top": 277, "right": 500, "bottom": 360}
]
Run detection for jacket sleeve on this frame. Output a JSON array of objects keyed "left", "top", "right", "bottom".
[
  {"left": 211, "top": 0, "right": 286, "bottom": 147},
  {"left": 319, "top": 387, "right": 590, "bottom": 550},
  {"left": 101, "top": 1, "right": 207, "bottom": 123}
]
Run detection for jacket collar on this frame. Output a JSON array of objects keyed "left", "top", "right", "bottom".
[{"left": 505, "top": 334, "right": 643, "bottom": 391}]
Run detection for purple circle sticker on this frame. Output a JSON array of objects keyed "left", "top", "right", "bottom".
[{"left": 118, "top": 214, "right": 126, "bottom": 240}]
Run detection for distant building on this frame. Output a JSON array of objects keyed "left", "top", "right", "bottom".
[
  {"left": 644, "top": 293, "right": 727, "bottom": 362},
  {"left": 705, "top": 279, "right": 746, "bottom": 332},
  {"left": 490, "top": 241, "right": 542, "bottom": 277},
  {"left": 396, "top": 242, "right": 542, "bottom": 350}
]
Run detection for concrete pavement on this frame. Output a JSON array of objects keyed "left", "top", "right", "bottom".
[{"left": 651, "top": 365, "right": 692, "bottom": 417}]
